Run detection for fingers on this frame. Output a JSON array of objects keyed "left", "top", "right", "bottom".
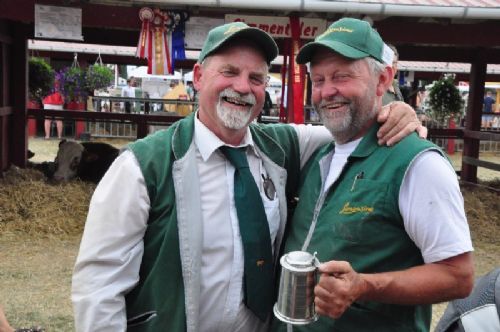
[
  {"left": 377, "top": 102, "right": 405, "bottom": 144},
  {"left": 377, "top": 101, "right": 422, "bottom": 146},
  {"left": 318, "top": 260, "right": 352, "bottom": 275},
  {"left": 417, "top": 124, "right": 428, "bottom": 139},
  {"left": 377, "top": 104, "right": 390, "bottom": 123},
  {"left": 383, "top": 121, "right": 420, "bottom": 146},
  {"left": 314, "top": 272, "right": 354, "bottom": 319}
]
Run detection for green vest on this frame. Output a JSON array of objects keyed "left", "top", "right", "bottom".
[
  {"left": 125, "top": 113, "right": 301, "bottom": 331},
  {"left": 272, "top": 125, "right": 442, "bottom": 332}
]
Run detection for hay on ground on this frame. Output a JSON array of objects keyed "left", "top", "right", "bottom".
[{"left": 0, "top": 166, "right": 95, "bottom": 237}]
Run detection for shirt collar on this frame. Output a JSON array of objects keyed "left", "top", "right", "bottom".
[{"left": 194, "top": 112, "right": 256, "bottom": 162}]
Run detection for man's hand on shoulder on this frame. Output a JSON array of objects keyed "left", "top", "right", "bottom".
[{"left": 377, "top": 101, "right": 428, "bottom": 146}]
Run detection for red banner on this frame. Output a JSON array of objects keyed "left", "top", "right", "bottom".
[
  {"left": 136, "top": 7, "right": 172, "bottom": 75},
  {"left": 279, "top": 39, "right": 289, "bottom": 123},
  {"left": 287, "top": 16, "right": 305, "bottom": 124}
]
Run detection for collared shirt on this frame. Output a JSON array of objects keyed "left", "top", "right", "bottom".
[{"left": 194, "top": 116, "right": 277, "bottom": 332}]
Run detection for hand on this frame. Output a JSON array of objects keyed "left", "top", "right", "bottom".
[
  {"left": 377, "top": 101, "right": 428, "bottom": 146},
  {"left": 314, "top": 261, "right": 365, "bottom": 319},
  {"left": 0, "top": 306, "right": 14, "bottom": 332}
]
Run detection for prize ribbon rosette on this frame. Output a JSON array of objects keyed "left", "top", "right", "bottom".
[{"left": 136, "top": 7, "right": 188, "bottom": 75}]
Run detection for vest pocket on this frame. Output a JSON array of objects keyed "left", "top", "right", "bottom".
[
  {"left": 127, "top": 311, "right": 158, "bottom": 327},
  {"left": 332, "top": 179, "right": 390, "bottom": 244}
]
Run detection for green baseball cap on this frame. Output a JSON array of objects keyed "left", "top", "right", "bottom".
[
  {"left": 198, "top": 22, "right": 278, "bottom": 65},
  {"left": 296, "top": 18, "right": 391, "bottom": 65}
]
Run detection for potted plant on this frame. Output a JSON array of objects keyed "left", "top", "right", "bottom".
[
  {"left": 28, "top": 57, "right": 54, "bottom": 107},
  {"left": 85, "top": 63, "right": 114, "bottom": 95},
  {"left": 56, "top": 66, "right": 87, "bottom": 109},
  {"left": 428, "top": 74, "right": 464, "bottom": 125}
]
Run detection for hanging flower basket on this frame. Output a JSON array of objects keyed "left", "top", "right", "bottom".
[
  {"left": 428, "top": 74, "right": 464, "bottom": 124},
  {"left": 85, "top": 64, "right": 114, "bottom": 95},
  {"left": 56, "top": 66, "right": 87, "bottom": 103},
  {"left": 29, "top": 57, "right": 55, "bottom": 104}
]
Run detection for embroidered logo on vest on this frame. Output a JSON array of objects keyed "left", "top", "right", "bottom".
[{"left": 339, "top": 202, "right": 373, "bottom": 215}]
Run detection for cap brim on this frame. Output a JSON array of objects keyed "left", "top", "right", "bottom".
[
  {"left": 204, "top": 27, "right": 278, "bottom": 65},
  {"left": 296, "top": 40, "right": 369, "bottom": 64}
]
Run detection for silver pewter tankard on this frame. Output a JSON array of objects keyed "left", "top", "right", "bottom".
[{"left": 273, "top": 251, "right": 320, "bottom": 325}]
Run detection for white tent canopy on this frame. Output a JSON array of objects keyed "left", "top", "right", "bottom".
[{"left": 128, "top": 66, "right": 182, "bottom": 81}]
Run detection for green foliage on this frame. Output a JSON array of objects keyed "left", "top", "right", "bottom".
[
  {"left": 428, "top": 75, "right": 464, "bottom": 123},
  {"left": 85, "top": 64, "right": 114, "bottom": 94},
  {"left": 28, "top": 57, "right": 54, "bottom": 103},
  {"left": 56, "top": 67, "right": 86, "bottom": 102}
]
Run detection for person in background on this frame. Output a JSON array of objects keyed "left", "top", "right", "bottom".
[
  {"left": 121, "top": 77, "right": 136, "bottom": 113},
  {"left": 382, "top": 43, "right": 404, "bottom": 106},
  {"left": 263, "top": 76, "right": 273, "bottom": 116},
  {"left": 72, "top": 22, "right": 425, "bottom": 332},
  {"left": 42, "top": 90, "right": 64, "bottom": 140},
  {"left": 272, "top": 17, "right": 474, "bottom": 332},
  {"left": 482, "top": 90, "right": 495, "bottom": 128},
  {"left": 257, "top": 77, "right": 273, "bottom": 122},
  {"left": 186, "top": 81, "right": 196, "bottom": 101}
]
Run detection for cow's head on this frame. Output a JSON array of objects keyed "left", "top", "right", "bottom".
[{"left": 53, "top": 139, "right": 86, "bottom": 182}]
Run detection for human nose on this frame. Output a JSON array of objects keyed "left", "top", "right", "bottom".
[
  {"left": 321, "top": 81, "right": 339, "bottom": 100},
  {"left": 232, "top": 75, "right": 252, "bottom": 95}
]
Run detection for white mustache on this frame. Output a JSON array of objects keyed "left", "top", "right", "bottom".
[{"left": 219, "top": 88, "right": 256, "bottom": 106}]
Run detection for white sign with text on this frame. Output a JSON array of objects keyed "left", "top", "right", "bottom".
[{"left": 225, "top": 15, "right": 326, "bottom": 39}]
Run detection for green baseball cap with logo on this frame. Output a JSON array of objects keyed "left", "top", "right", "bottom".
[
  {"left": 296, "top": 18, "right": 392, "bottom": 65},
  {"left": 198, "top": 22, "right": 278, "bottom": 65}
]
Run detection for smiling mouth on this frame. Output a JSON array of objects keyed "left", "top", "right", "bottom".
[
  {"left": 223, "top": 96, "right": 253, "bottom": 107},
  {"left": 322, "top": 102, "right": 349, "bottom": 111}
]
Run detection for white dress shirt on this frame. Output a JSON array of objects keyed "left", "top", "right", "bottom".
[{"left": 194, "top": 117, "right": 278, "bottom": 332}]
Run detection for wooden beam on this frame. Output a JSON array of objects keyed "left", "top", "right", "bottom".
[
  {"left": 428, "top": 128, "right": 463, "bottom": 139},
  {"left": 462, "top": 156, "right": 500, "bottom": 172},
  {"left": 463, "top": 129, "right": 500, "bottom": 142},
  {"left": 9, "top": 22, "right": 29, "bottom": 168},
  {"left": 397, "top": 45, "right": 500, "bottom": 63},
  {"left": 461, "top": 61, "right": 486, "bottom": 183},
  {"left": 0, "top": 106, "right": 12, "bottom": 116},
  {"left": 411, "top": 71, "right": 500, "bottom": 82},
  {"left": 377, "top": 18, "right": 500, "bottom": 49}
]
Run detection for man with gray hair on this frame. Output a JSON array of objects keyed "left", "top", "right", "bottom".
[{"left": 272, "top": 17, "right": 474, "bottom": 332}]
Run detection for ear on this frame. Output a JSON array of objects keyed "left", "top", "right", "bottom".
[
  {"left": 376, "top": 66, "right": 394, "bottom": 97},
  {"left": 193, "top": 63, "right": 203, "bottom": 92},
  {"left": 59, "top": 138, "right": 67, "bottom": 147}
]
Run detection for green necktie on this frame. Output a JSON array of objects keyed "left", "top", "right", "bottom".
[{"left": 220, "top": 146, "right": 274, "bottom": 322}]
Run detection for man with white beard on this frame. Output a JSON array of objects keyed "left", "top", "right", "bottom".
[
  {"left": 271, "top": 18, "right": 474, "bottom": 332},
  {"left": 72, "top": 22, "right": 424, "bottom": 332}
]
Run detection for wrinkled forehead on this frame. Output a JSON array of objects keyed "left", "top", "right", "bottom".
[{"left": 204, "top": 40, "right": 269, "bottom": 72}]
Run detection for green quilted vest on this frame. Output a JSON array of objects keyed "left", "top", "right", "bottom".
[{"left": 272, "top": 124, "right": 443, "bottom": 332}]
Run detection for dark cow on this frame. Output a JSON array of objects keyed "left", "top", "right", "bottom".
[
  {"left": 52, "top": 139, "right": 120, "bottom": 183},
  {"left": 27, "top": 150, "right": 57, "bottom": 180}
]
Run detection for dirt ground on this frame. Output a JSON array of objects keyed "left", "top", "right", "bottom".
[{"left": 0, "top": 138, "right": 498, "bottom": 331}]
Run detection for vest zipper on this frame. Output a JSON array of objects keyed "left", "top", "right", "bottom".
[{"left": 301, "top": 190, "right": 327, "bottom": 252}]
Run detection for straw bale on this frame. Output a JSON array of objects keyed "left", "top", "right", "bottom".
[
  {"left": 461, "top": 181, "right": 499, "bottom": 246},
  {"left": 0, "top": 166, "right": 95, "bottom": 237}
]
